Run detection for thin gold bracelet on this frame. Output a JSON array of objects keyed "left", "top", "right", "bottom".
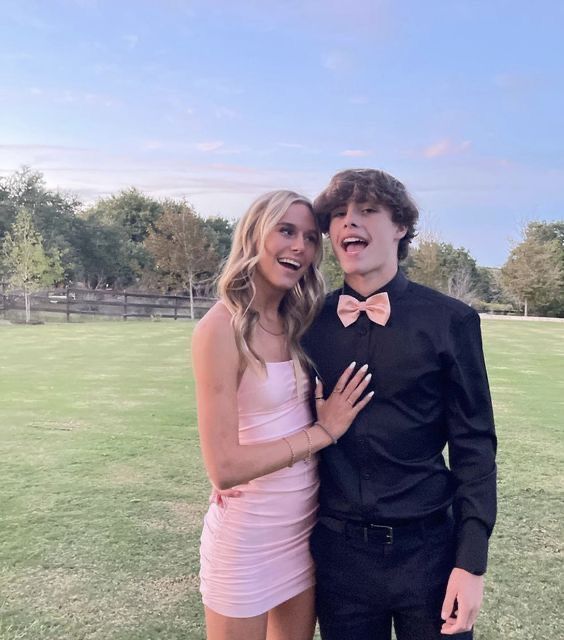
[
  {"left": 314, "top": 421, "right": 338, "bottom": 445},
  {"left": 303, "top": 428, "right": 313, "bottom": 464},
  {"left": 282, "top": 436, "right": 296, "bottom": 467}
]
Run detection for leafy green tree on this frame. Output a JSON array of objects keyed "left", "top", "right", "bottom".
[
  {"left": 144, "top": 201, "right": 219, "bottom": 318},
  {"left": 1, "top": 208, "right": 63, "bottom": 323},
  {"left": 0, "top": 166, "right": 84, "bottom": 283},
  {"left": 320, "top": 238, "right": 343, "bottom": 291},
  {"left": 202, "top": 216, "right": 235, "bottom": 263},
  {"left": 502, "top": 221, "right": 564, "bottom": 316},
  {"left": 406, "top": 241, "right": 485, "bottom": 305},
  {"left": 83, "top": 188, "right": 163, "bottom": 286}
]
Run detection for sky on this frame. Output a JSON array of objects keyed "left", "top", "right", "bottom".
[{"left": 1, "top": 0, "right": 563, "bottom": 267}]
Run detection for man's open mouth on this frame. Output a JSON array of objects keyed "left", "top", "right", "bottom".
[
  {"left": 277, "top": 258, "right": 302, "bottom": 271},
  {"left": 341, "top": 237, "right": 368, "bottom": 253}
]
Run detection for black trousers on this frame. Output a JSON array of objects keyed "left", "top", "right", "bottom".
[{"left": 310, "top": 512, "right": 472, "bottom": 640}]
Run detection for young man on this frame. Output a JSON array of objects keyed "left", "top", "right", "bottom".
[{"left": 302, "top": 169, "right": 497, "bottom": 640}]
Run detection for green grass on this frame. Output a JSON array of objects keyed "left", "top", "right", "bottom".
[{"left": 0, "top": 319, "right": 562, "bottom": 639}]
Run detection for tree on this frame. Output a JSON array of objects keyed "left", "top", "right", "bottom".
[
  {"left": 1, "top": 208, "right": 63, "bottom": 323},
  {"left": 405, "top": 240, "right": 484, "bottom": 305},
  {"left": 404, "top": 240, "right": 443, "bottom": 289},
  {"left": 319, "top": 238, "right": 343, "bottom": 290},
  {"left": 83, "top": 189, "right": 163, "bottom": 287},
  {"left": 144, "top": 201, "right": 219, "bottom": 318},
  {"left": 202, "top": 216, "right": 235, "bottom": 263},
  {"left": 0, "top": 167, "right": 83, "bottom": 283},
  {"left": 502, "top": 221, "right": 564, "bottom": 316}
]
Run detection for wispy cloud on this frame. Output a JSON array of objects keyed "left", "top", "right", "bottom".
[
  {"left": 213, "top": 106, "right": 237, "bottom": 119},
  {"left": 323, "top": 50, "right": 352, "bottom": 72},
  {"left": 123, "top": 34, "right": 139, "bottom": 50},
  {"left": 349, "top": 96, "right": 369, "bottom": 105},
  {"left": 422, "top": 139, "right": 471, "bottom": 159},
  {"left": 278, "top": 142, "right": 306, "bottom": 149},
  {"left": 340, "top": 149, "right": 372, "bottom": 158},
  {"left": 196, "top": 141, "right": 224, "bottom": 152}
]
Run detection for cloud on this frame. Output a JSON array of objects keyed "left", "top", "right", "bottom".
[
  {"left": 323, "top": 50, "right": 352, "bottom": 72},
  {"left": 349, "top": 96, "right": 369, "bottom": 105},
  {"left": 422, "top": 139, "right": 471, "bottom": 159},
  {"left": 278, "top": 142, "right": 306, "bottom": 149},
  {"left": 196, "top": 141, "right": 224, "bottom": 152},
  {"left": 340, "top": 149, "right": 372, "bottom": 157},
  {"left": 123, "top": 34, "right": 139, "bottom": 50},
  {"left": 213, "top": 106, "right": 237, "bottom": 119}
]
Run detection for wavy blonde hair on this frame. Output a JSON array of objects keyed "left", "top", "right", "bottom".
[{"left": 218, "top": 190, "right": 325, "bottom": 374}]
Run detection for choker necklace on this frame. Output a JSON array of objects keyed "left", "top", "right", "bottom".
[{"left": 257, "top": 319, "right": 285, "bottom": 337}]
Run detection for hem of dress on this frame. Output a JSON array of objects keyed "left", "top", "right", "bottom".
[{"left": 201, "top": 578, "right": 315, "bottom": 619}]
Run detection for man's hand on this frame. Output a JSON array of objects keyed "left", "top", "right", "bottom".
[{"left": 441, "top": 568, "right": 484, "bottom": 635}]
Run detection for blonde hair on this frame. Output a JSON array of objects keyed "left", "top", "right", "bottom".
[{"left": 218, "top": 190, "right": 325, "bottom": 374}]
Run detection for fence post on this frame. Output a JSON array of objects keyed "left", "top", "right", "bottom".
[
  {"left": 66, "top": 286, "right": 70, "bottom": 323},
  {"left": 174, "top": 296, "right": 178, "bottom": 320},
  {"left": 0, "top": 282, "right": 5, "bottom": 319},
  {"left": 123, "top": 291, "right": 128, "bottom": 320}
]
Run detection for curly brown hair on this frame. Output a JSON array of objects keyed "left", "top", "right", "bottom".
[{"left": 313, "top": 169, "right": 419, "bottom": 261}]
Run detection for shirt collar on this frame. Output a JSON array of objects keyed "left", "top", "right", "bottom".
[{"left": 341, "top": 268, "right": 409, "bottom": 302}]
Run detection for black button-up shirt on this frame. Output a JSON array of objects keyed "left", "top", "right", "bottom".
[{"left": 303, "top": 270, "right": 497, "bottom": 574}]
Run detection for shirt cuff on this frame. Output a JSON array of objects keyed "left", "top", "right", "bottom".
[{"left": 455, "top": 518, "right": 490, "bottom": 575}]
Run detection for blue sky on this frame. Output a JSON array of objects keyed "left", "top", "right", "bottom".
[{"left": 1, "top": 0, "right": 563, "bottom": 266}]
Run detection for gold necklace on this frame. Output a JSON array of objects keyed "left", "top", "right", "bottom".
[{"left": 257, "top": 319, "right": 285, "bottom": 336}]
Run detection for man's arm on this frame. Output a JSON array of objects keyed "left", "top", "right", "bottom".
[{"left": 442, "top": 310, "right": 497, "bottom": 633}]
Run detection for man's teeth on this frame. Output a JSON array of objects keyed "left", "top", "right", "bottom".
[
  {"left": 342, "top": 237, "right": 367, "bottom": 250},
  {"left": 343, "top": 237, "right": 366, "bottom": 245}
]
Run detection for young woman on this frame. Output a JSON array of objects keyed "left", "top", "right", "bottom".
[{"left": 192, "top": 190, "right": 373, "bottom": 640}]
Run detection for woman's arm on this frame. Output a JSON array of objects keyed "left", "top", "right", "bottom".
[{"left": 192, "top": 304, "right": 372, "bottom": 489}]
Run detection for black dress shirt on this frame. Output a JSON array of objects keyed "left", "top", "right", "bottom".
[{"left": 303, "top": 269, "right": 497, "bottom": 575}]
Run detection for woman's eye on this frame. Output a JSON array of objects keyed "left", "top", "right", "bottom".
[{"left": 280, "top": 227, "right": 292, "bottom": 236}]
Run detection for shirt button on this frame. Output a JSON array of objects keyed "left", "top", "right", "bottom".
[
  {"left": 357, "top": 327, "right": 368, "bottom": 337},
  {"left": 362, "top": 472, "right": 371, "bottom": 480}
]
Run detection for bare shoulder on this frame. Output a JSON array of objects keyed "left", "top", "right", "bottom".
[{"left": 192, "top": 301, "right": 238, "bottom": 374}]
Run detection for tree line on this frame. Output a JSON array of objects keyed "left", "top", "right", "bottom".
[{"left": 1, "top": 167, "right": 563, "bottom": 319}]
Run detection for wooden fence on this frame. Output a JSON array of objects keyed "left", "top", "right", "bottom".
[{"left": 0, "top": 286, "right": 216, "bottom": 321}]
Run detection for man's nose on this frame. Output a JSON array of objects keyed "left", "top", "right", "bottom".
[{"left": 343, "top": 206, "right": 359, "bottom": 227}]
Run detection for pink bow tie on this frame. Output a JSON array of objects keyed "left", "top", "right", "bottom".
[{"left": 337, "top": 292, "right": 391, "bottom": 327}]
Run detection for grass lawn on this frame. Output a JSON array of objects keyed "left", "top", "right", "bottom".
[{"left": 0, "top": 319, "right": 562, "bottom": 639}]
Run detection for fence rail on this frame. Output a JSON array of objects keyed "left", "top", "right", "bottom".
[{"left": 0, "top": 286, "right": 216, "bottom": 322}]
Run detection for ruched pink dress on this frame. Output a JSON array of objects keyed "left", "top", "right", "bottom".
[{"left": 199, "top": 360, "right": 319, "bottom": 618}]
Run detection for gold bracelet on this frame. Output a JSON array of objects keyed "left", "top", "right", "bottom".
[
  {"left": 282, "top": 436, "right": 296, "bottom": 467},
  {"left": 303, "top": 428, "right": 312, "bottom": 464},
  {"left": 314, "top": 421, "right": 338, "bottom": 445}
]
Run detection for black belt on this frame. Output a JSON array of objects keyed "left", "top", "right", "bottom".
[{"left": 318, "top": 510, "right": 449, "bottom": 545}]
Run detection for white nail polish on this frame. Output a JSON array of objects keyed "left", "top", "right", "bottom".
[
  {"left": 348, "top": 361, "right": 356, "bottom": 368},
  {"left": 360, "top": 363, "right": 368, "bottom": 372},
  {"left": 365, "top": 373, "right": 372, "bottom": 382}
]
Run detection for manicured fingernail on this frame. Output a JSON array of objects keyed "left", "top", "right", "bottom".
[
  {"left": 360, "top": 363, "right": 368, "bottom": 372},
  {"left": 348, "top": 361, "right": 356, "bottom": 368},
  {"left": 364, "top": 373, "right": 372, "bottom": 382},
  {"left": 315, "top": 376, "right": 319, "bottom": 385},
  {"left": 368, "top": 391, "right": 375, "bottom": 396}
]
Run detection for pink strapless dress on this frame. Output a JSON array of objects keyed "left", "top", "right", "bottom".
[{"left": 199, "top": 360, "right": 319, "bottom": 618}]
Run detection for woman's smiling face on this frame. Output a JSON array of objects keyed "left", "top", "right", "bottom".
[{"left": 254, "top": 203, "right": 320, "bottom": 293}]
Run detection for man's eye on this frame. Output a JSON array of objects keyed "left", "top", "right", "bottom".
[
  {"left": 362, "top": 208, "right": 377, "bottom": 214},
  {"left": 331, "top": 210, "right": 345, "bottom": 218}
]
